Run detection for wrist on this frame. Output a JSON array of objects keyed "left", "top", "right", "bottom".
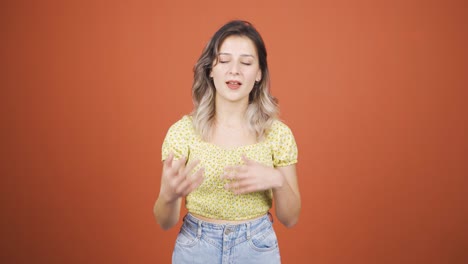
[{"left": 158, "top": 190, "right": 177, "bottom": 204}]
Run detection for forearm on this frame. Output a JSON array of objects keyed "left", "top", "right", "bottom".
[
  {"left": 272, "top": 169, "right": 301, "bottom": 228},
  {"left": 153, "top": 196, "right": 182, "bottom": 230}
]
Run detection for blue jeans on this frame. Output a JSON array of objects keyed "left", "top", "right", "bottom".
[{"left": 172, "top": 213, "right": 281, "bottom": 264}]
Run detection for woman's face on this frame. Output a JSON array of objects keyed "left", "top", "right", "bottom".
[{"left": 210, "top": 36, "right": 262, "bottom": 105}]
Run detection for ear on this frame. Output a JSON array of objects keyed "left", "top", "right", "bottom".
[{"left": 256, "top": 70, "right": 262, "bottom": 82}]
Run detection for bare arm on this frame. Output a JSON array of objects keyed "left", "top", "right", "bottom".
[
  {"left": 153, "top": 154, "right": 204, "bottom": 230},
  {"left": 153, "top": 196, "right": 182, "bottom": 230},
  {"left": 272, "top": 165, "right": 301, "bottom": 228}
]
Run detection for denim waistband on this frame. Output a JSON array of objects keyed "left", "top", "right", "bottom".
[{"left": 182, "top": 213, "right": 273, "bottom": 241}]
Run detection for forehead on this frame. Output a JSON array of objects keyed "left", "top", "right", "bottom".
[{"left": 218, "top": 36, "right": 257, "bottom": 56}]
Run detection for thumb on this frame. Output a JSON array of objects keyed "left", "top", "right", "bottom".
[{"left": 241, "top": 154, "right": 252, "bottom": 165}]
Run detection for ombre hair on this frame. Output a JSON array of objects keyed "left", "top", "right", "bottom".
[{"left": 191, "top": 20, "right": 279, "bottom": 141}]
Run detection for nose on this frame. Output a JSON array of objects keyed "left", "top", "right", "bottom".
[{"left": 228, "top": 61, "right": 240, "bottom": 75}]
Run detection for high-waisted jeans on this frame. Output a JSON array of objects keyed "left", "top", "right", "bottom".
[{"left": 172, "top": 213, "right": 281, "bottom": 264}]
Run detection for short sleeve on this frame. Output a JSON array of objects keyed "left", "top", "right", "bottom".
[
  {"left": 270, "top": 121, "right": 298, "bottom": 167},
  {"left": 161, "top": 116, "right": 192, "bottom": 161}
]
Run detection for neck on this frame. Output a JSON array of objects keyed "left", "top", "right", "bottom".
[{"left": 214, "top": 98, "right": 249, "bottom": 127}]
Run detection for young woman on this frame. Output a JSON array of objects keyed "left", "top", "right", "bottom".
[{"left": 154, "top": 20, "right": 301, "bottom": 264}]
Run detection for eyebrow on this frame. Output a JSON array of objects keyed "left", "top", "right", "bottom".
[{"left": 218, "top": 52, "right": 255, "bottom": 58}]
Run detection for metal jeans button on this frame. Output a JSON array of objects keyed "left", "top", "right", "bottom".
[{"left": 224, "top": 228, "right": 232, "bottom": 235}]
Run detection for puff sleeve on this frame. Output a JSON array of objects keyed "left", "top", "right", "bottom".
[
  {"left": 161, "top": 116, "right": 192, "bottom": 161},
  {"left": 270, "top": 121, "right": 298, "bottom": 167}
]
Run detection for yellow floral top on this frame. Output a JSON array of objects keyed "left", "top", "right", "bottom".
[{"left": 162, "top": 115, "right": 298, "bottom": 220}]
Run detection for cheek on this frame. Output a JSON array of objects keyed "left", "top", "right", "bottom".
[
  {"left": 213, "top": 78, "right": 225, "bottom": 90},
  {"left": 247, "top": 71, "right": 260, "bottom": 82},
  {"left": 211, "top": 66, "right": 226, "bottom": 78}
]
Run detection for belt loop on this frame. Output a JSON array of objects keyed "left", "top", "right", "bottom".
[
  {"left": 246, "top": 222, "right": 251, "bottom": 240},
  {"left": 197, "top": 220, "right": 202, "bottom": 238}
]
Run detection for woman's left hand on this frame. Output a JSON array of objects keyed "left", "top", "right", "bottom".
[{"left": 221, "top": 155, "right": 284, "bottom": 194}]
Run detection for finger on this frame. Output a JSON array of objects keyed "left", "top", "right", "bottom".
[
  {"left": 173, "top": 155, "right": 187, "bottom": 172},
  {"left": 223, "top": 165, "right": 237, "bottom": 172},
  {"left": 191, "top": 167, "right": 205, "bottom": 181},
  {"left": 226, "top": 164, "right": 241, "bottom": 169},
  {"left": 184, "top": 159, "right": 201, "bottom": 176},
  {"left": 236, "top": 165, "right": 248, "bottom": 174},
  {"left": 223, "top": 171, "right": 246, "bottom": 182},
  {"left": 186, "top": 168, "right": 205, "bottom": 194},
  {"left": 234, "top": 186, "right": 257, "bottom": 195},
  {"left": 175, "top": 177, "right": 191, "bottom": 196},
  {"left": 226, "top": 166, "right": 248, "bottom": 179},
  {"left": 224, "top": 179, "right": 242, "bottom": 190},
  {"left": 221, "top": 170, "right": 232, "bottom": 180},
  {"left": 163, "top": 152, "right": 174, "bottom": 169},
  {"left": 226, "top": 178, "right": 255, "bottom": 191},
  {"left": 174, "top": 165, "right": 194, "bottom": 194},
  {"left": 241, "top": 154, "right": 253, "bottom": 165},
  {"left": 180, "top": 168, "right": 204, "bottom": 196},
  {"left": 222, "top": 166, "right": 239, "bottom": 179},
  {"left": 236, "top": 172, "right": 249, "bottom": 180},
  {"left": 233, "top": 181, "right": 260, "bottom": 195}
]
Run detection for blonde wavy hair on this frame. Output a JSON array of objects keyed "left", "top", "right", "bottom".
[{"left": 191, "top": 20, "right": 278, "bottom": 141}]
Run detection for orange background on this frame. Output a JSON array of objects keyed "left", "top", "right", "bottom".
[{"left": 2, "top": 0, "right": 467, "bottom": 263}]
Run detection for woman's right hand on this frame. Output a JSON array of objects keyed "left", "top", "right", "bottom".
[{"left": 159, "top": 152, "right": 204, "bottom": 203}]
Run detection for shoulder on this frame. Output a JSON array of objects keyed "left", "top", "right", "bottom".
[
  {"left": 162, "top": 115, "right": 194, "bottom": 160},
  {"left": 268, "top": 119, "right": 294, "bottom": 138},
  {"left": 167, "top": 115, "right": 194, "bottom": 133},
  {"left": 164, "top": 115, "right": 196, "bottom": 141}
]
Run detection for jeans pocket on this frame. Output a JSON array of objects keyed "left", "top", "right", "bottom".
[
  {"left": 175, "top": 227, "right": 199, "bottom": 248},
  {"left": 248, "top": 226, "right": 278, "bottom": 252}
]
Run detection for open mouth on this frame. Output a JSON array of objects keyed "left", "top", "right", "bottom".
[{"left": 226, "top": 80, "right": 242, "bottom": 90}]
